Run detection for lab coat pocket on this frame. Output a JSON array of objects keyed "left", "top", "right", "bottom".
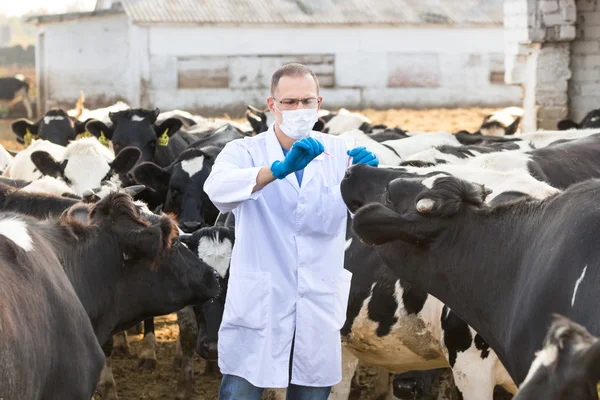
[
  {"left": 334, "top": 269, "right": 353, "bottom": 330},
  {"left": 223, "top": 271, "right": 271, "bottom": 330},
  {"left": 321, "top": 184, "right": 347, "bottom": 235}
]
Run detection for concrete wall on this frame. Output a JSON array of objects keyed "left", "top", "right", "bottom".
[
  {"left": 144, "top": 24, "right": 521, "bottom": 115},
  {"left": 35, "top": 14, "right": 132, "bottom": 112},
  {"left": 569, "top": 0, "right": 600, "bottom": 122}
]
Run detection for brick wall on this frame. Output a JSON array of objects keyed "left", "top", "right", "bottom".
[
  {"left": 504, "top": 0, "right": 577, "bottom": 130},
  {"left": 569, "top": 0, "right": 600, "bottom": 122}
]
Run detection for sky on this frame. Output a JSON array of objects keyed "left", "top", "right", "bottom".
[{"left": 0, "top": 0, "right": 96, "bottom": 17}]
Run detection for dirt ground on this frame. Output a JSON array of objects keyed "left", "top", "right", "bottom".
[{"left": 0, "top": 107, "right": 503, "bottom": 400}]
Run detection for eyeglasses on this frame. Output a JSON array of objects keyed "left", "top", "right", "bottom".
[{"left": 273, "top": 97, "right": 320, "bottom": 109}]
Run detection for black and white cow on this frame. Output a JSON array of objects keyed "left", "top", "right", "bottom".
[
  {"left": 11, "top": 108, "right": 92, "bottom": 147},
  {"left": 86, "top": 108, "right": 187, "bottom": 167},
  {"left": 29, "top": 137, "right": 140, "bottom": 196},
  {"left": 515, "top": 315, "right": 600, "bottom": 400},
  {"left": 557, "top": 109, "right": 600, "bottom": 131},
  {"left": 478, "top": 107, "right": 524, "bottom": 136},
  {"left": 405, "top": 141, "right": 534, "bottom": 165},
  {"left": 132, "top": 146, "right": 222, "bottom": 232},
  {"left": 341, "top": 166, "right": 600, "bottom": 385},
  {"left": 0, "top": 75, "right": 32, "bottom": 118},
  {"left": 458, "top": 133, "right": 600, "bottom": 190}
]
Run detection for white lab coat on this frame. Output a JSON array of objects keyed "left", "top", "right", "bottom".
[{"left": 204, "top": 125, "right": 354, "bottom": 388}]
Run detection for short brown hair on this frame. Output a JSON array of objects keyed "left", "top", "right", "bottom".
[{"left": 270, "top": 63, "right": 320, "bottom": 96}]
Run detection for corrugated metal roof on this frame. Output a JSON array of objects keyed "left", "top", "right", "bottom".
[
  {"left": 120, "top": 0, "right": 503, "bottom": 25},
  {"left": 25, "top": 6, "right": 124, "bottom": 24}
]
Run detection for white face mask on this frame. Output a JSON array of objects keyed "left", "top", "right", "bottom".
[{"left": 275, "top": 106, "right": 318, "bottom": 140}]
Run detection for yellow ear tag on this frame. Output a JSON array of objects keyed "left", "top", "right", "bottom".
[
  {"left": 78, "top": 131, "right": 92, "bottom": 139},
  {"left": 99, "top": 131, "right": 109, "bottom": 147},
  {"left": 596, "top": 381, "right": 600, "bottom": 398},
  {"left": 23, "top": 128, "right": 36, "bottom": 148},
  {"left": 157, "top": 129, "right": 169, "bottom": 147}
]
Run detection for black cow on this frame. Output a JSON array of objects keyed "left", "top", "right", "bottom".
[
  {"left": 132, "top": 146, "right": 222, "bottom": 232},
  {"left": 454, "top": 131, "right": 527, "bottom": 146},
  {"left": 341, "top": 165, "right": 600, "bottom": 384},
  {"left": 12, "top": 108, "right": 91, "bottom": 147},
  {"left": 557, "top": 109, "right": 600, "bottom": 131},
  {"left": 86, "top": 108, "right": 193, "bottom": 167},
  {"left": 514, "top": 315, "right": 600, "bottom": 400},
  {"left": 0, "top": 187, "right": 221, "bottom": 399},
  {"left": 0, "top": 76, "right": 32, "bottom": 118}
]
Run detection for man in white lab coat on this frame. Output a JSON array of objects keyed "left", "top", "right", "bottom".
[{"left": 204, "top": 63, "right": 378, "bottom": 400}]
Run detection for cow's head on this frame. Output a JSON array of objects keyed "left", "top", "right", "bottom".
[
  {"left": 341, "top": 165, "right": 491, "bottom": 246},
  {"left": 86, "top": 108, "right": 183, "bottom": 162},
  {"left": 132, "top": 146, "right": 221, "bottom": 232},
  {"left": 180, "top": 224, "right": 234, "bottom": 361},
  {"left": 515, "top": 315, "right": 600, "bottom": 400},
  {"left": 12, "top": 109, "right": 91, "bottom": 147},
  {"left": 30, "top": 138, "right": 141, "bottom": 196},
  {"left": 557, "top": 109, "right": 600, "bottom": 131}
]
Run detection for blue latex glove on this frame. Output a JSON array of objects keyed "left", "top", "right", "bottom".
[
  {"left": 271, "top": 137, "right": 324, "bottom": 179},
  {"left": 348, "top": 146, "right": 379, "bottom": 167}
]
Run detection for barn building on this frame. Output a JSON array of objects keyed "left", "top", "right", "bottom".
[{"left": 26, "top": 0, "right": 519, "bottom": 117}]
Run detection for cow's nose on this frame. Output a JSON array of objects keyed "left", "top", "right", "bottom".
[
  {"left": 198, "top": 340, "right": 218, "bottom": 361},
  {"left": 393, "top": 379, "right": 422, "bottom": 400},
  {"left": 181, "top": 221, "right": 202, "bottom": 233}
]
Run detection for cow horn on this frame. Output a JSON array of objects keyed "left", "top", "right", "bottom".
[
  {"left": 179, "top": 233, "right": 193, "bottom": 240},
  {"left": 123, "top": 185, "right": 145, "bottom": 197}
]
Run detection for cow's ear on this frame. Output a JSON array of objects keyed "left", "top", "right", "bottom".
[
  {"left": 154, "top": 117, "right": 182, "bottom": 138},
  {"left": 111, "top": 147, "right": 141, "bottom": 174},
  {"left": 313, "top": 117, "right": 326, "bottom": 132},
  {"left": 153, "top": 117, "right": 182, "bottom": 147},
  {"left": 30, "top": 151, "right": 64, "bottom": 178},
  {"left": 86, "top": 120, "right": 114, "bottom": 144},
  {"left": 149, "top": 107, "right": 160, "bottom": 124},
  {"left": 415, "top": 177, "right": 491, "bottom": 217},
  {"left": 12, "top": 119, "right": 39, "bottom": 144},
  {"left": 73, "top": 118, "right": 94, "bottom": 135},
  {"left": 557, "top": 119, "right": 580, "bottom": 131},
  {"left": 199, "top": 145, "right": 222, "bottom": 159},
  {"left": 504, "top": 116, "right": 522, "bottom": 136},
  {"left": 353, "top": 202, "right": 437, "bottom": 246},
  {"left": 132, "top": 162, "right": 171, "bottom": 190}
]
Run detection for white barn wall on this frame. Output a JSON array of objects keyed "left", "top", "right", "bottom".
[
  {"left": 146, "top": 24, "right": 521, "bottom": 114},
  {"left": 36, "top": 14, "right": 133, "bottom": 110}
]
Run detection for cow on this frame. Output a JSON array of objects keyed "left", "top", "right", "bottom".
[
  {"left": 405, "top": 141, "right": 534, "bottom": 165},
  {"left": 514, "top": 315, "right": 600, "bottom": 400},
  {"left": 11, "top": 108, "right": 92, "bottom": 147},
  {"left": 456, "top": 133, "right": 600, "bottom": 190},
  {"left": 0, "top": 187, "right": 221, "bottom": 399},
  {"left": 323, "top": 108, "right": 372, "bottom": 135},
  {"left": 557, "top": 108, "right": 600, "bottom": 131},
  {"left": 0, "top": 213, "right": 103, "bottom": 399},
  {"left": 454, "top": 131, "right": 527, "bottom": 147},
  {"left": 85, "top": 107, "right": 197, "bottom": 167},
  {"left": 0, "top": 75, "right": 33, "bottom": 118},
  {"left": 29, "top": 137, "right": 140, "bottom": 196},
  {"left": 132, "top": 146, "right": 223, "bottom": 232},
  {"left": 2, "top": 139, "right": 66, "bottom": 181},
  {"left": 341, "top": 165, "right": 600, "bottom": 385},
  {"left": 159, "top": 109, "right": 253, "bottom": 133},
  {"left": 175, "top": 223, "right": 235, "bottom": 400},
  {"left": 67, "top": 94, "right": 130, "bottom": 125},
  {"left": 478, "top": 107, "right": 524, "bottom": 136}
]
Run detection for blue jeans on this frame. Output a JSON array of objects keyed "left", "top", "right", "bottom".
[{"left": 218, "top": 374, "right": 332, "bottom": 400}]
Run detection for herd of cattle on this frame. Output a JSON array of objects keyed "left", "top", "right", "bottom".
[{"left": 1, "top": 97, "right": 600, "bottom": 400}]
